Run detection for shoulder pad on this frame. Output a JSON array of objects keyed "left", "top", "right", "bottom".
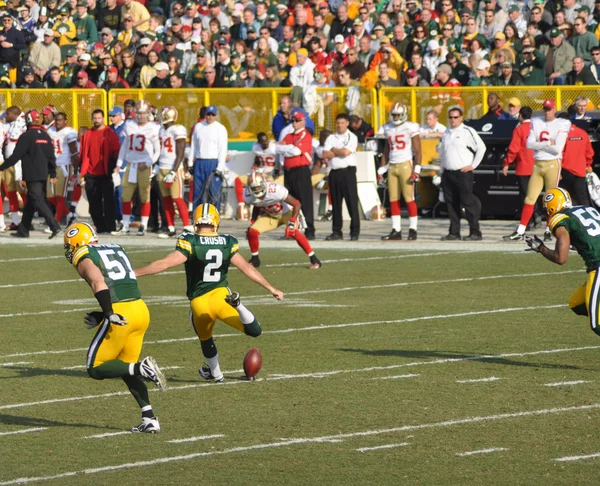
[{"left": 548, "top": 212, "right": 569, "bottom": 232}]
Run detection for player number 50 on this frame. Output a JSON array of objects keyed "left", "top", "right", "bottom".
[{"left": 573, "top": 207, "right": 600, "bottom": 237}]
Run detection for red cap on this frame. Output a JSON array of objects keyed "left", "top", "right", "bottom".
[
  {"left": 543, "top": 99, "right": 556, "bottom": 109},
  {"left": 93, "top": 41, "right": 104, "bottom": 50},
  {"left": 107, "top": 66, "right": 118, "bottom": 74},
  {"left": 406, "top": 69, "right": 418, "bottom": 78},
  {"left": 76, "top": 71, "right": 88, "bottom": 79},
  {"left": 182, "top": 25, "right": 192, "bottom": 32},
  {"left": 291, "top": 110, "right": 306, "bottom": 121},
  {"left": 41, "top": 105, "right": 56, "bottom": 115}
]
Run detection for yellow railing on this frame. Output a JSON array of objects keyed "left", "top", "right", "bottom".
[
  {"left": 2, "top": 86, "right": 598, "bottom": 139},
  {"left": 0, "top": 89, "right": 107, "bottom": 130}
]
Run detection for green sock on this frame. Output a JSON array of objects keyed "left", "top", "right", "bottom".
[
  {"left": 243, "top": 318, "right": 262, "bottom": 337},
  {"left": 122, "top": 375, "right": 151, "bottom": 408},
  {"left": 88, "top": 359, "right": 131, "bottom": 379}
]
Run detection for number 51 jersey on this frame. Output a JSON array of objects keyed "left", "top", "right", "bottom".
[
  {"left": 72, "top": 243, "right": 142, "bottom": 302},
  {"left": 176, "top": 231, "right": 240, "bottom": 300}
]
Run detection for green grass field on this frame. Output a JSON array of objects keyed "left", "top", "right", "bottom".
[{"left": 1, "top": 243, "right": 600, "bottom": 485}]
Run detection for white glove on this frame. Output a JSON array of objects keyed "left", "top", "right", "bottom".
[
  {"left": 432, "top": 174, "right": 441, "bottom": 187},
  {"left": 164, "top": 171, "right": 176, "bottom": 184},
  {"left": 377, "top": 165, "right": 389, "bottom": 176}
]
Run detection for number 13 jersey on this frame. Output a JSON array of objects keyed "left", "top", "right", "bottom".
[
  {"left": 72, "top": 244, "right": 142, "bottom": 302},
  {"left": 379, "top": 121, "right": 420, "bottom": 164},
  {"left": 176, "top": 231, "right": 240, "bottom": 299}
]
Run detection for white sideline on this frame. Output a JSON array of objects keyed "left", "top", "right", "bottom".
[
  {"left": 2, "top": 404, "right": 599, "bottom": 485},
  {"left": 0, "top": 427, "right": 47, "bottom": 437},
  {"left": 373, "top": 374, "right": 420, "bottom": 380},
  {"left": 357, "top": 443, "right": 410, "bottom": 452},
  {"left": 1, "top": 341, "right": 599, "bottom": 412},
  {"left": 543, "top": 380, "right": 590, "bottom": 387},
  {"left": 0, "top": 268, "right": 582, "bottom": 319},
  {"left": 84, "top": 431, "right": 131, "bottom": 439},
  {"left": 456, "top": 377, "right": 501, "bottom": 384},
  {"left": 0, "top": 362, "right": 31, "bottom": 367},
  {"left": 554, "top": 452, "right": 600, "bottom": 462},
  {"left": 168, "top": 434, "right": 225, "bottom": 444},
  {"left": 456, "top": 448, "right": 508, "bottom": 457}
]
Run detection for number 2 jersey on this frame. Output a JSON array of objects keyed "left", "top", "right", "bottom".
[
  {"left": 175, "top": 231, "right": 240, "bottom": 300},
  {"left": 72, "top": 244, "right": 142, "bottom": 302},
  {"left": 549, "top": 206, "right": 600, "bottom": 271},
  {"left": 378, "top": 121, "right": 420, "bottom": 164}
]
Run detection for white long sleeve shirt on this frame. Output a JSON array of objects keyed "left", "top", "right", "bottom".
[
  {"left": 526, "top": 117, "right": 571, "bottom": 161},
  {"left": 439, "top": 123, "right": 486, "bottom": 173},
  {"left": 189, "top": 120, "right": 228, "bottom": 171}
]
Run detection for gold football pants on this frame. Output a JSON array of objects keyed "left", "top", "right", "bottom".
[
  {"left": 524, "top": 159, "right": 560, "bottom": 205},
  {"left": 568, "top": 269, "right": 600, "bottom": 336},
  {"left": 388, "top": 161, "right": 415, "bottom": 203},
  {"left": 190, "top": 287, "right": 244, "bottom": 341}
]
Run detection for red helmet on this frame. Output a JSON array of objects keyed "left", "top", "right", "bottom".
[{"left": 25, "top": 109, "right": 41, "bottom": 126}]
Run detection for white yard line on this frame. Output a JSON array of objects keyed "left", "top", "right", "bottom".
[
  {"left": 0, "top": 427, "right": 47, "bottom": 437},
  {"left": 543, "top": 380, "right": 590, "bottom": 387},
  {"left": 2, "top": 404, "right": 599, "bottom": 485},
  {"left": 456, "top": 377, "right": 502, "bottom": 384},
  {"left": 0, "top": 362, "right": 31, "bottom": 367},
  {"left": 168, "top": 434, "right": 225, "bottom": 444},
  {"left": 357, "top": 443, "right": 410, "bottom": 452},
  {"left": 373, "top": 374, "right": 420, "bottom": 380},
  {"left": 456, "top": 448, "right": 508, "bottom": 457},
  {"left": 84, "top": 431, "right": 131, "bottom": 439},
  {"left": 554, "top": 452, "right": 600, "bottom": 462},
  {"left": 0, "top": 248, "right": 157, "bottom": 264},
  {"left": 0, "top": 341, "right": 598, "bottom": 412}
]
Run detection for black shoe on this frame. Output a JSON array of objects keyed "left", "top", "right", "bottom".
[
  {"left": 503, "top": 231, "right": 524, "bottom": 241},
  {"left": 544, "top": 231, "right": 552, "bottom": 242},
  {"left": 8, "top": 223, "right": 19, "bottom": 231},
  {"left": 463, "top": 233, "right": 483, "bottom": 241},
  {"left": 325, "top": 233, "right": 343, "bottom": 241},
  {"left": 441, "top": 234, "right": 461, "bottom": 241},
  {"left": 249, "top": 255, "right": 261, "bottom": 268},
  {"left": 381, "top": 229, "right": 402, "bottom": 240},
  {"left": 407, "top": 229, "right": 417, "bottom": 240},
  {"left": 350, "top": 235, "right": 359, "bottom": 241},
  {"left": 309, "top": 255, "right": 322, "bottom": 269},
  {"left": 48, "top": 228, "right": 60, "bottom": 239},
  {"left": 11, "top": 231, "right": 28, "bottom": 238}
]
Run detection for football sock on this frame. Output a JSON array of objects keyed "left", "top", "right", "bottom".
[
  {"left": 391, "top": 215, "right": 401, "bottom": 232},
  {"left": 0, "top": 213, "right": 5, "bottom": 228},
  {"left": 236, "top": 303, "right": 255, "bottom": 325},
  {"left": 122, "top": 202, "right": 132, "bottom": 230},
  {"left": 140, "top": 202, "right": 151, "bottom": 218},
  {"left": 174, "top": 197, "right": 190, "bottom": 225},
  {"left": 141, "top": 215, "right": 149, "bottom": 228},
  {"left": 247, "top": 228, "right": 260, "bottom": 253},
  {"left": 200, "top": 337, "right": 218, "bottom": 359},
  {"left": 55, "top": 196, "right": 69, "bottom": 223},
  {"left": 294, "top": 231, "right": 313, "bottom": 254},
  {"left": 407, "top": 200, "right": 418, "bottom": 218},
  {"left": 409, "top": 216, "right": 418, "bottom": 230},
  {"left": 517, "top": 224, "right": 527, "bottom": 234},
  {"left": 243, "top": 319, "right": 262, "bottom": 337},
  {"left": 163, "top": 196, "right": 175, "bottom": 226},
  {"left": 519, "top": 203, "right": 534, "bottom": 229},
  {"left": 121, "top": 375, "right": 151, "bottom": 408},
  {"left": 205, "top": 355, "right": 222, "bottom": 379},
  {"left": 11, "top": 212, "right": 19, "bottom": 225},
  {"left": 89, "top": 359, "right": 131, "bottom": 379},
  {"left": 141, "top": 405, "right": 154, "bottom": 419},
  {"left": 235, "top": 177, "right": 244, "bottom": 203},
  {"left": 7, "top": 191, "right": 19, "bottom": 213}
]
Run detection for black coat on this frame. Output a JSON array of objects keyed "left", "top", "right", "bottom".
[{"left": 0, "top": 126, "right": 56, "bottom": 181}]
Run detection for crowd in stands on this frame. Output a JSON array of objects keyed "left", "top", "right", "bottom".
[{"left": 1, "top": 0, "right": 600, "bottom": 92}]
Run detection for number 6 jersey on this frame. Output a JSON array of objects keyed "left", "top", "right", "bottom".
[
  {"left": 379, "top": 121, "right": 421, "bottom": 164},
  {"left": 549, "top": 206, "right": 600, "bottom": 271},
  {"left": 176, "top": 231, "right": 240, "bottom": 300},
  {"left": 72, "top": 243, "right": 142, "bottom": 302}
]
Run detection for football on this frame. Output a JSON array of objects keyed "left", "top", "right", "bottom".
[{"left": 243, "top": 347, "right": 262, "bottom": 378}]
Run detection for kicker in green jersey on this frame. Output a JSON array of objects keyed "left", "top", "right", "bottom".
[
  {"left": 175, "top": 231, "right": 240, "bottom": 299},
  {"left": 72, "top": 243, "right": 142, "bottom": 302},
  {"left": 549, "top": 206, "right": 600, "bottom": 272}
]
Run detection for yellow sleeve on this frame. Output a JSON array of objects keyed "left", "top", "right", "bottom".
[
  {"left": 72, "top": 245, "right": 90, "bottom": 268},
  {"left": 548, "top": 213, "right": 569, "bottom": 233}
]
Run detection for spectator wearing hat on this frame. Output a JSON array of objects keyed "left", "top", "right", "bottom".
[
  {"left": 519, "top": 46, "right": 546, "bottom": 85},
  {"left": 498, "top": 97, "right": 522, "bottom": 120},
  {"left": 176, "top": 24, "right": 193, "bottom": 52},
  {"left": 424, "top": 39, "right": 445, "bottom": 79},
  {"left": 133, "top": 36, "right": 151, "bottom": 66},
  {"left": 345, "top": 17, "right": 366, "bottom": 49},
  {"left": 52, "top": 6, "right": 76, "bottom": 46},
  {"left": 121, "top": 0, "right": 150, "bottom": 32},
  {"left": 489, "top": 32, "right": 516, "bottom": 66},
  {"left": 97, "top": 0, "right": 121, "bottom": 34},
  {"left": 33, "top": 7, "right": 52, "bottom": 42},
  {"left": 101, "top": 65, "right": 130, "bottom": 91},
  {"left": 75, "top": 69, "right": 97, "bottom": 88},
  {"left": 203, "top": 0, "right": 229, "bottom": 30},
  {"left": 189, "top": 104, "right": 228, "bottom": 210},
  {"left": 160, "top": 36, "right": 183, "bottom": 62},
  {"left": 73, "top": 1, "right": 98, "bottom": 44},
  {"left": 181, "top": 2, "right": 198, "bottom": 28},
  {"left": 117, "top": 14, "right": 137, "bottom": 46},
  {"left": 506, "top": 5, "right": 526, "bottom": 37},
  {"left": 431, "top": 63, "right": 461, "bottom": 87},
  {"left": 368, "top": 36, "right": 406, "bottom": 75},
  {"left": 492, "top": 61, "right": 524, "bottom": 85},
  {"left": 46, "top": 66, "right": 69, "bottom": 88},
  {"left": 0, "top": 14, "right": 25, "bottom": 67},
  {"left": 19, "top": 67, "right": 43, "bottom": 88},
  {"left": 30, "top": 29, "right": 61, "bottom": 80},
  {"left": 240, "top": 8, "right": 260, "bottom": 40},
  {"left": 468, "top": 59, "right": 491, "bottom": 85},
  {"left": 149, "top": 61, "right": 169, "bottom": 87},
  {"left": 540, "top": 28, "right": 575, "bottom": 84},
  {"left": 289, "top": 47, "right": 315, "bottom": 89},
  {"left": 344, "top": 47, "right": 366, "bottom": 80},
  {"left": 99, "top": 27, "right": 115, "bottom": 49},
  {"left": 267, "top": 13, "right": 283, "bottom": 42},
  {"left": 180, "top": 35, "right": 202, "bottom": 73},
  {"left": 572, "top": 16, "right": 598, "bottom": 63},
  {"left": 59, "top": 48, "right": 79, "bottom": 85},
  {"left": 186, "top": 50, "right": 209, "bottom": 86},
  {"left": 567, "top": 56, "right": 598, "bottom": 84}
]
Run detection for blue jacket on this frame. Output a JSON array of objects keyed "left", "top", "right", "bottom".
[{"left": 272, "top": 108, "right": 315, "bottom": 140}]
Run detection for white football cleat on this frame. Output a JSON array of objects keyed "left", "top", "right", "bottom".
[
  {"left": 131, "top": 417, "right": 160, "bottom": 434},
  {"left": 139, "top": 356, "right": 167, "bottom": 391}
]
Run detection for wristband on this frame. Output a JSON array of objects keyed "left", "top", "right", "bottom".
[
  {"left": 289, "top": 216, "right": 297, "bottom": 223},
  {"left": 94, "top": 289, "right": 114, "bottom": 317}
]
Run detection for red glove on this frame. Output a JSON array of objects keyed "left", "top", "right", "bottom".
[
  {"left": 285, "top": 217, "right": 297, "bottom": 238},
  {"left": 410, "top": 172, "right": 420, "bottom": 183}
]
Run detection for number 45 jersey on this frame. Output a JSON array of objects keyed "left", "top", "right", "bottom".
[
  {"left": 549, "top": 206, "right": 600, "bottom": 271},
  {"left": 72, "top": 244, "right": 142, "bottom": 302},
  {"left": 175, "top": 231, "right": 240, "bottom": 300}
]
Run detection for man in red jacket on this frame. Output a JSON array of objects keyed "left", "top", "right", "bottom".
[
  {"left": 503, "top": 106, "right": 542, "bottom": 240},
  {"left": 80, "top": 109, "right": 121, "bottom": 234},
  {"left": 559, "top": 111, "right": 593, "bottom": 206},
  {"left": 275, "top": 109, "right": 315, "bottom": 239}
]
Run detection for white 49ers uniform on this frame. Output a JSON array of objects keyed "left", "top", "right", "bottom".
[
  {"left": 158, "top": 123, "right": 187, "bottom": 198},
  {"left": 117, "top": 120, "right": 161, "bottom": 203},
  {"left": 524, "top": 117, "right": 571, "bottom": 206},
  {"left": 380, "top": 120, "right": 421, "bottom": 204},
  {"left": 47, "top": 126, "right": 77, "bottom": 197},
  {"left": 3, "top": 116, "right": 26, "bottom": 192},
  {"left": 243, "top": 182, "right": 293, "bottom": 234},
  {"left": 252, "top": 141, "right": 277, "bottom": 177}
]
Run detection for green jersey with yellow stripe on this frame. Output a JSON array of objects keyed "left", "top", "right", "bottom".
[
  {"left": 175, "top": 231, "right": 240, "bottom": 300},
  {"left": 549, "top": 206, "right": 600, "bottom": 272},
  {"left": 72, "top": 244, "right": 142, "bottom": 302}
]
